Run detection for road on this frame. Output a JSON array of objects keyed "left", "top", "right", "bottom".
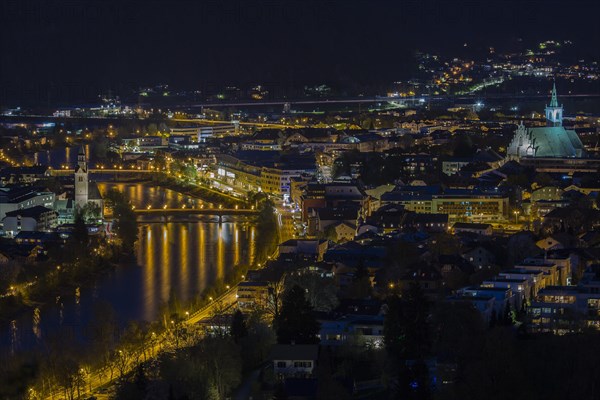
[
  {"left": 171, "top": 117, "right": 305, "bottom": 129},
  {"left": 43, "top": 285, "right": 241, "bottom": 399},
  {"left": 274, "top": 201, "right": 300, "bottom": 242},
  {"left": 186, "top": 286, "right": 238, "bottom": 325}
]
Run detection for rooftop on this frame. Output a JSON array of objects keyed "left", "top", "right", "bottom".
[
  {"left": 270, "top": 344, "right": 319, "bottom": 361},
  {"left": 5, "top": 206, "right": 55, "bottom": 219},
  {"left": 453, "top": 222, "right": 492, "bottom": 230}
]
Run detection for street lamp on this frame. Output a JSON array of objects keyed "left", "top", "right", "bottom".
[{"left": 513, "top": 210, "right": 520, "bottom": 224}]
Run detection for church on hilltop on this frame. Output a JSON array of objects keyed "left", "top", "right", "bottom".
[{"left": 507, "top": 83, "right": 584, "bottom": 160}]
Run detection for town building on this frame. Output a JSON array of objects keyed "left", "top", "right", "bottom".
[
  {"left": 0, "top": 166, "right": 51, "bottom": 184},
  {"left": 198, "top": 124, "right": 238, "bottom": 142},
  {"left": 0, "top": 187, "right": 55, "bottom": 223},
  {"left": 270, "top": 344, "right": 319, "bottom": 378},
  {"left": 381, "top": 185, "right": 508, "bottom": 223},
  {"left": 278, "top": 239, "right": 328, "bottom": 261},
  {"left": 528, "top": 265, "right": 600, "bottom": 333},
  {"left": 237, "top": 281, "right": 270, "bottom": 311},
  {"left": 2, "top": 206, "right": 58, "bottom": 236},
  {"left": 213, "top": 151, "right": 316, "bottom": 198},
  {"left": 300, "top": 182, "right": 372, "bottom": 223},
  {"left": 452, "top": 222, "right": 493, "bottom": 236}
]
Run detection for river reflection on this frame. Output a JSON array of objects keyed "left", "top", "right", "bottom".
[
  {"left": 28, "top": 145, "right": 91, "bottom": 168},
  {"left": 135, "top": 220, "right": 253, "bottom": 322},
  {"left": 0, "top": 183, "right": 255, "bottom": 354},
  {"left": 97, "top": 182, "right": 212, "bottom": 209}
]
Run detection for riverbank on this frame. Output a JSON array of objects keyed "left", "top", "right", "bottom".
[
  {"left": 0, "top": 186, "right": 137, "bottom": 325},
  {"left": 151, "top": 174, "right": 246, "bottom": 209},
  {"left": 0, "top": 260, "right": 120, "bottom": 324},
  {"left": 0, "top": 234, "right": 136, "bottom": 324}
]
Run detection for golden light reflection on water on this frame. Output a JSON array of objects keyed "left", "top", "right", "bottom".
[
  {"left": 161, "top": 224, "right": 170, "bottom": 305},
  {"left": 143, "top": 226, "right": 155, "bottom": 321},
  {"left": 179, "top": 223, "right": 189, "bottom": 300},
  {"left": 234, "top": 226, "right": 240, "bottom": 266},
  {"left": 216, "top": 223, "right": 224, "bottom": 280},
  {"left": 136, "top": 221, "right": 252, "bottom": 318},
  {"left": 249, "top": 225, "right": 256, "bottom": 264},
  {"left": 99, "top": 183, "right": 255, "bottom": 319},
  {"left": 199, "top": 221, "right": 206, "bottom": 292}
]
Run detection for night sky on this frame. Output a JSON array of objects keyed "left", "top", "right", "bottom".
[{"left": 1, "top": 0, "right": 599, "bottom": 106}]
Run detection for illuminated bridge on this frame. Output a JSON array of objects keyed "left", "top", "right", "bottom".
[
  {"left": 135, "top": 208, "right": 256, "bottom": 215},
  {"left": 133, "top": 207, "right": 258, "bottom": 222},
  {"left": 50, "top": 168, "right": 157, "bottom": 177},
  {"left": 170, "top": 117, "right": 306, "bottom": 129}
]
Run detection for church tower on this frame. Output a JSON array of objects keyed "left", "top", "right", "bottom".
[
  {"left": 545, "top": 82, "right": 563, "bottom": 127},
  {"left": 74, "top": 146, "right": 89, "bottom": 207}
]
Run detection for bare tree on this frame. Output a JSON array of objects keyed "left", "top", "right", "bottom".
[
  {"left": 266, "top": 275, "right": 287, "bottom": 319},
  {"left": 287, "top": 273, "right": 339, "bottom": 312}
]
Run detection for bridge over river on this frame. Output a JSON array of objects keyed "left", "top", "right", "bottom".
[
  {"left": 50, "top": 168, "right": 156, "bottom": 177},
  {"left": 133, "top": 207, "right": 258, "bottom": 222}
]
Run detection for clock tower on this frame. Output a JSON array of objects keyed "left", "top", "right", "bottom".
[{"left": 74, "top": 146, "right": 89, "bottom": 207}]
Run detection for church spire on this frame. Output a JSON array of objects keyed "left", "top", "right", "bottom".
[
  {"left": 77, "top": 145, "right": 87, "bottom": 172},
  {"left": 549, "top": 81, "right": 558, "bottom": 107},
  {"left": 75, "top": 145, "right": 89, "bottom": 207},
  {"left": 545, "top": 82, "right": 563, "bottom": 127}
]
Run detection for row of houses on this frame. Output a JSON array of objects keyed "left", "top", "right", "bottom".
[
  {"left": 528, "top": 264, "right": 600, "bottom": 334},
  {"left": 448, "top": 247, "right": 600, "bottom": 332}
]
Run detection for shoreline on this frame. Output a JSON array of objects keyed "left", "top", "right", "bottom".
[
  {"left": 152, "top": 177, "right": 246, "bottom": 208},
  {"left": 0, "top": 258, "right": 132, "bottom": 325}
]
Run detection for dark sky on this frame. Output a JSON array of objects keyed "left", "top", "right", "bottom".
[{"left": 1, "top": 0, "right": 599, "bottom": 106}]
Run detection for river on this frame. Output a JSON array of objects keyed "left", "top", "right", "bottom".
[{"left": 0, "top": 182, "right": 256, "bottom": 356}]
